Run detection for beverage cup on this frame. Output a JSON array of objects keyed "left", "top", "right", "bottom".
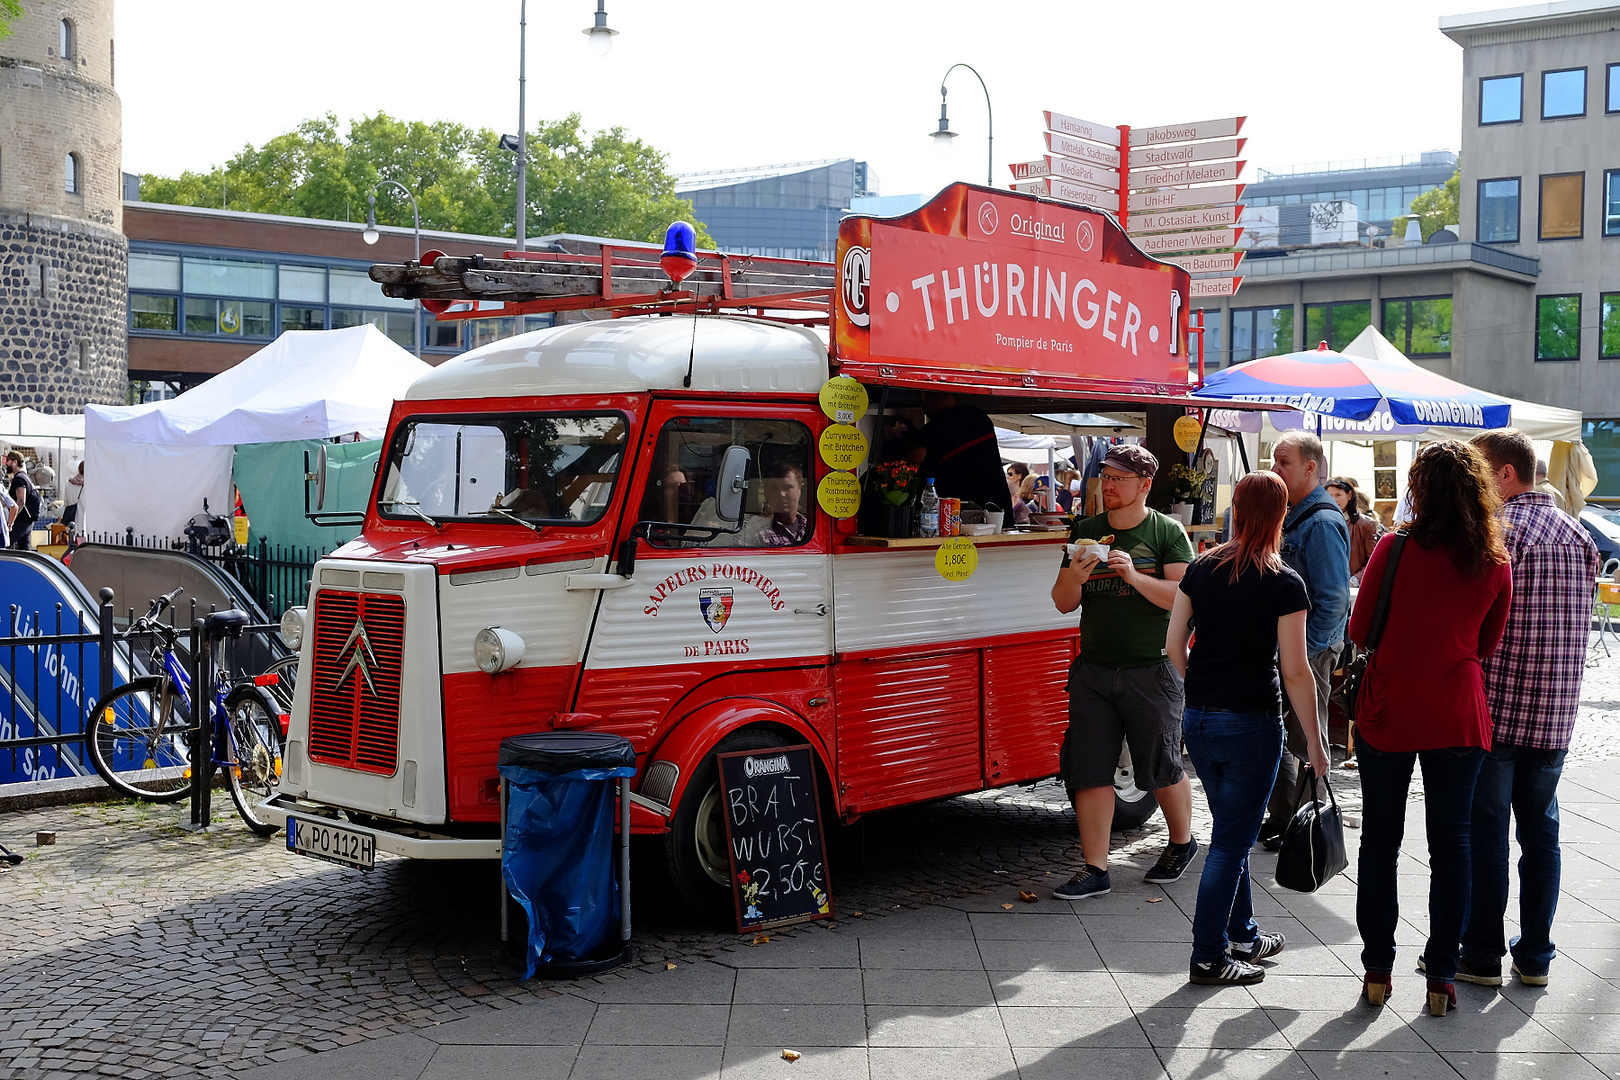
[{"left": 984, "top": 510, "right": 1005, "bottom": 532}]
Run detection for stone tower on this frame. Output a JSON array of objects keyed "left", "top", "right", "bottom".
[{"left": 0, "top": 0, "right": 128, "bottom": 412}]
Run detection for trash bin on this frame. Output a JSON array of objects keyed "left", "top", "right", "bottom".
[{"left": 498, "top": 731, "right": 637, "bottom": 979}]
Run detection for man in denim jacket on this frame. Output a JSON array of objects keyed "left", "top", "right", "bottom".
[{"left": 1260, "top": 431, "right": 1349, "bottom": 843}]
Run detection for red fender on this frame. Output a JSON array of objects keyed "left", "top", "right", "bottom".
[{"left": 644, "top": 697, "right": 832, "bottom": 820}]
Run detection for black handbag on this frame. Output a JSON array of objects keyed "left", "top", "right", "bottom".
[
  {"left": 1274, "top": 774, "right": 1349, "bottom": 892},
  {"left": 1341, "top": 532, "right": 1408, "bottom": 725}
]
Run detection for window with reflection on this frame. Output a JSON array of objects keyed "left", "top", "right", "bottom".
[
  {"left": 1230, "top": 307, "right": 1294, "bottom": 364},
  {"left": 1478, "top": 178, "right": 1520, "bottom": 243},
  {"left": 379, "top": 414, "right": 627, "bottom": 524},
  {"left": 1480, "top": 74, "right": 1523, "bottom": 124},
  {"left": 1382, "top": 298, "right": 1452, "bottom": 357},
  {"left": 1536, "top": 296, "right": 1581, "bottom": 361},
  {"left": 1542, "top": 68, "right": 1586, "bottom": 119},
  {"left": 1601, "top": 294, "right": 1620, "bottom": 360},
  {"left": 1305, "top": 302, "right": 1370, "bottom": 352},
  {"left": 1605, "top": 170, "right": 1620, "bottom": 237},
  {"left": 638, "top": 417, "right": 814, "bottom": 549},
  {"left": 129, "top": 294, "right": 177, "bottom": 332}
]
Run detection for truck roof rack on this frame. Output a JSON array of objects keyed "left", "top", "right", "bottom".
[{"left": 369, "top": 237, "right": 834, "bottom": 325}]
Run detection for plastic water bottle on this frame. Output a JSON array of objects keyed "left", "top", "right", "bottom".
[{"left": 919, "top": 479, "right": 940, "bottom": 538}]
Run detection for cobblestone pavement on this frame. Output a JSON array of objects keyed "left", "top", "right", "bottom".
[{"left": 0, "top": 647, "right": 1615, "bottom": 1079}]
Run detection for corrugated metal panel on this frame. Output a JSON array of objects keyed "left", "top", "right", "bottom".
[
  {"left": 832, "top": 546, "right": 1074, "bottom": 654},
  {"left": 308, "top": 591, "right": 404, "bottom": 775},
  {"left": 438, "top": 559, "right": 600, "bottom": 674},
  {"left": 834, "top": 650, "right": 982, "bottom": 813},
  {"left": 573, "top": 666, "right": 698, "bottom": 746},
  {"left": 984, "top": 635, "right": 1075, "bottom": 786},
  {"left": 585, "top": 553, "right": 832, "bottom": 670}
]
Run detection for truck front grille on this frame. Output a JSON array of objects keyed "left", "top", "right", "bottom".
[{"left": 308, "top": 590, "right": 405, "bottom": 775}]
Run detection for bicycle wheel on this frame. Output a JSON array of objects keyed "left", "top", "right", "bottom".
[
  {"left": 223, "top": 685, "right": 283, "bottom": 836},
  {"left": 85, "top": 677, "right": 198, "bottom": 802},
  {"left": 259, "top": 653, "right": 299, "bottom": 716}
]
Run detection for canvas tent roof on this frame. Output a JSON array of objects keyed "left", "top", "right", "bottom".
[
  {"left": 85, "top": 325, "right": 431, "bottom": 446},
  {"left": 0, "top": 407, "right": 85, "bottom": 439},
  {"left": 81, "top": 326, "right": 430, "bottom": 542}
]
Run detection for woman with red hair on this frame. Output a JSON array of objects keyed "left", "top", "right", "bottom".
[{"left": 1167, "top": 471, "right": 1328, "bottom": 986}]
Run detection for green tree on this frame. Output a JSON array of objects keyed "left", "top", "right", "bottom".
[
  {"left": 0, "top": 0, "right": 23, "bottom": 42},
  {"left": 139, "top": 111, "right": 710, "bottom": 247},
  {"left": 1393, "top": 167, "right": 1460, "bottom": 242}
]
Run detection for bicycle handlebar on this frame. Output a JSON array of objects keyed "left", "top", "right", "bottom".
[{"left": 122, "top": 588, "right": 185, "bottom": 642}]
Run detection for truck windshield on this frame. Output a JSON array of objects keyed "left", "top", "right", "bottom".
[{"left": 377, "top": 413, "right": 627, "bottom": 525}]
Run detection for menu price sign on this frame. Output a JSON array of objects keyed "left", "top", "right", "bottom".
[
  {"left": 817, "top": 376, "right": 867, "bottom": 520},
  {"left": 718, "top": 744, "right": 834, "bottom": 933}
]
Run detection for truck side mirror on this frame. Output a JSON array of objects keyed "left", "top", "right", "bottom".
[
  {"left": 715, "top": 446, "right": 751, "bottom": 523},
  {"left": 315, "top": 444, "right": 329, "bottom": 511}
]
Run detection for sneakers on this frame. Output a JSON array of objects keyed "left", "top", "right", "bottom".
[
  {"left": 1052, "top": 865, "right": 1112, "bottom": 901},
  {"left": 1512, "top": 962, "right": 1550, "bottom": 987},
  {"left": 1229, "top": 930, "right": 1286, "bottom": 962},
  {"left": 1455, "top": 958, "right": 1504, "bottom": 987},
  {"left": 1144, "top": 837, "right": 1200, "bottom": 883},
  {"left": 1190, "top": 955, "right": 1266, "bottom": 986}
]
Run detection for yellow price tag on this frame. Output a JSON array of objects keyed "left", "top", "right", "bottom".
[
  {"left": 1173, "top": 414, "right": 1203, "bottom": 453},
  {"left": 818, "top": 424, "right": 868, "bottom": 470},
  {"left": 935, "top": 537, "right": 979, "bottom": 582},
  {"left": 818, "top": 376, "right": 869, "bottom": 424},
  {"left": 816, "top": 471, "right": 862, "bottom": 518}
]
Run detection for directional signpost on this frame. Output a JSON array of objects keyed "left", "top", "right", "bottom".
[{"left": 1021, "top": 112, "right": 1250, "bottom": 370}]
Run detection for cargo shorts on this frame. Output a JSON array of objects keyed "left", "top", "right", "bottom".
[{"left": 1059, "top": 656, "right": 1187, "bottom": 798}]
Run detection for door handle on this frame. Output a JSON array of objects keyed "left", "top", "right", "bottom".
[
  {"left": 565, "top": 573, "right": 636, "bottom": 591},
  {"left": 793, "top": 604, "right": 829, "bottom": 617}
]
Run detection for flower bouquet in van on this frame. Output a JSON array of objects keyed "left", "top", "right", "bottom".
[{"left": 860, "top": 459, "right": 920, "bottom": 537}]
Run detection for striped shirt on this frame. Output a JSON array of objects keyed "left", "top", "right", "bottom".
[{"left": 1482, "top": 492, "right": 1600, "bottom": 749}]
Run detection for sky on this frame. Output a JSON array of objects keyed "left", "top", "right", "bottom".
[{"left": 117, "top": 0, "right": 1474, "bottom": 197}]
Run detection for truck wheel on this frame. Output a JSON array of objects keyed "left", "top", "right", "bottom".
[
  {"left": 1113, "top": 742, "right": 1160, "bottom": 831},
  {"left": 665, "top": 728, "right": 788, "bottom": 917}
]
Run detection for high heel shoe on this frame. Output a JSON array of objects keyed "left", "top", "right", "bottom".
[
  {"left": 1426, "top": 979, "right": 1456, "bottom": 1016},
  {"left": 1364, "top": 972, "right": 1392, "bottom": 1006}
]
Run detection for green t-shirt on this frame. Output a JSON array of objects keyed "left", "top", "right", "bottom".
[{"left": 1060, "top": 509, "right": 1195, "bottom": 668}]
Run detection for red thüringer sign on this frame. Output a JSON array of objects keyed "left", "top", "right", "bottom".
[{"left": 834, "top": 184, "right": 1190, "bottom": 395}]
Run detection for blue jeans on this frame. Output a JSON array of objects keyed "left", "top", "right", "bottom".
[
  {"left": 1461, "top": 744, "right": 1566, "bottom": 974},
  {"left": 1355, "top": 740, "right": 1485, "bottom": 981},
  {"left": 1183, "top": 707, "right": 1284, "bottom": 965}
]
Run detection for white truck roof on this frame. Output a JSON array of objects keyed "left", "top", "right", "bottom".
[{"left": 405, "top": 314, "right": 830, "bottom": 401}]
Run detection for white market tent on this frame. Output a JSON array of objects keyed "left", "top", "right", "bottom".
[
  {"left": 0, "top": 407, "right": 87, "bottom": 492},
  {"left": 83, "top": 326, "right": 431, "bottom": 541}
]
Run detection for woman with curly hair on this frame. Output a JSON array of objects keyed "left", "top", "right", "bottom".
[{"left": 1349, "top": 441, "right": 1512, "bottom": 1016}]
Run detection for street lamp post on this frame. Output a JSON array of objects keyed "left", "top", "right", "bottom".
[
  {"left": 362, "top": 180, "right": 422, "bottom": 359},
  {"left": 929, "top": 64, "right": 993, "bottom": 186}
]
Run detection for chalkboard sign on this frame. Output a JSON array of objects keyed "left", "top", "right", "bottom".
[{"left": 717, "top": 743, "right": 834, "bottom": 933}]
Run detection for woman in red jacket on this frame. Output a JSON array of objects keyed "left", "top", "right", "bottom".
[{"left": 1350, "top": 441, "right": 1512, "bottom": 1016}]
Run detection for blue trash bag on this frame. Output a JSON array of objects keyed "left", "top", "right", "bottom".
[{"left": 499, "top": 763, "right": 636, "bottom": 979}]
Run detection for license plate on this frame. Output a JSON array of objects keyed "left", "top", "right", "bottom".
[{"left": 286, "top": 815, "right": 376, "bottom": 870}]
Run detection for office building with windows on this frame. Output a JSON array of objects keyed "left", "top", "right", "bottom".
[
  {"left": 1193, "top": 0, "right": 1620, "bottom": 494},
  {"left": 676, "top": 159, "right": 875, "bottom": 262},
  {"left": 1243, "top": 151, "right": 1458, "bottom": 242},
  {"left": 122, "top": 200, "right": 551, "bottom": 397}
]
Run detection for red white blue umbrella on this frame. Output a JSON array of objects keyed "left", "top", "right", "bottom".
[{"left": 1193, "top": 341, "right": 1511, "bottom": 430}]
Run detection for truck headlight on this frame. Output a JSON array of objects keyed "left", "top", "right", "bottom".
[
  {"left": 474, "top": 627, "right": 525, "bottom": 674},
  {"left": 280, "top": 606, "right": 306, "bottom": 651}
]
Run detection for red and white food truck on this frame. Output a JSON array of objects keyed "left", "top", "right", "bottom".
[{"left": 269, "top": 183, "right": 1223, "bottom": 911}]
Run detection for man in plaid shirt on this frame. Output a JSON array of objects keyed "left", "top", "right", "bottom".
[{"left": 1458, "top": 430, "right": 1599, "bottom": 987}]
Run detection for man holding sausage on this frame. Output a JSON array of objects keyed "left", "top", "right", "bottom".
[{"left": 1051, "top": 444, "right": 1198, "bottom": 900}]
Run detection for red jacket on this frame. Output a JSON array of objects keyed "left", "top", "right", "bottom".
[{"left": 1349, "top": 533, "right": 1512, "bottom": 753}]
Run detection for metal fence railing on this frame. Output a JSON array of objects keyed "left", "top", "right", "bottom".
[
  {"left": 1, "top": 592, "right": 115, "bottom": 784},
  {"left": 78, "top": 530, "right": 329, "bottom": 619}
]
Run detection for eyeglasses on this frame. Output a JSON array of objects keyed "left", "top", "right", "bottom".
[{"left": 1098, "top": 471, "right": 1142, "bottom": 485}]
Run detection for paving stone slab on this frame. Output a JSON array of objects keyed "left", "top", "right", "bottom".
[
  {"left": 1156, "top": 1046, "right": 1316, "bottom": 1080},
  {"left": 855, "top": 938, "right": 985, "bottom": 970},
  {"left": 1134, "top": 1007, "right": 1287, "bottom": 1050},
  {"left": 582, "top": 1004, "right": 731, "bottom": 1047},
  {"left": 971, "top": 938, "right": 1105, "bottom": 972},
  {"left": 415, "top": 1044, "right": 575, "bottom": 1080},
  {"left": 988, "top": 969, "right": 1132, "bottom": 1009},
  {"left": 1264, "top": 1007, "right": 1428, "bottom": 1052},
  {"left": 719, "top": 1045, "right": 868, "bottom": 1080},
  {"left": 567, "top": 1043, "right": 723, "bottom": 1080},
  {"left": 233, "top": 1033, "right": 438, "bottom": 1080},
  {"left": 997, "top": 1005, "right": 1148, "bottom": 1048},
  {"left": 567, "top": 963, "right": 737, "bottom": 1005},
  {"left": 731, "top": 967, "right": 863, "bottom": 1005},
  {"left": 725, "top": 1004, "right": 867, "bottom": 1048},
  {"left": 860, "top": 969, "right": 995, "bottom": 1007},
  {"left": 964, "top": 911, "right": 1091, "bottom": 941},
  {"left": 867, "top": 1045, "right": 1015, "bottom": 1080},
  {"left": 863, "top": 1006, "right": 1008, "bottom": 1048},
  {"left": 417, "top": 995, "right": 596, "bottom": 1045},
  {"left": 1443, "top": 1050, "right": 1612, "bottom": 1080},
  {"left": 1296, "top": 1048, "right": 1462, "bottom": 1079},
  {"left": 1011, "top": 1045, "right": 1169, "bottom": 1080}
]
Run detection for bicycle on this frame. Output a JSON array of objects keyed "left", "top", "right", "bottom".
[{"left": 84, "top": 589, "right": 286, "bottom": 836}]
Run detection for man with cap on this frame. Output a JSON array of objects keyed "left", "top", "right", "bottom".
[{"left": 1050, "top": 444, "right": 1199, "bottom": 899}]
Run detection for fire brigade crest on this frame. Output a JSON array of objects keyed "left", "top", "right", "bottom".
[{"left": 699, "top": 588, "right": 734, "bottom": 633}]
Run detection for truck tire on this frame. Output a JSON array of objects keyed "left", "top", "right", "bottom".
[
  {"left": 1113, "top": 741, "right": 1160, "bottom": 831},
  {"left": 665, "top": 727, "right": 789, "bottom": 917}
]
